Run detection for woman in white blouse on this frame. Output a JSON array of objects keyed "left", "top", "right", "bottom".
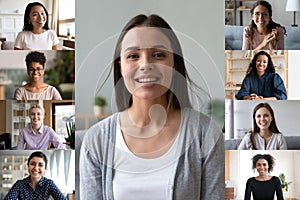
[
  {"left": 238, "top": 102, "right": 287, "bottom": 150},
  {"left": 14, "top": 2, "right": 59, "bottom": 50}
]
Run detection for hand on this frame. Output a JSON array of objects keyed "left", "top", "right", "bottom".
[
  {"left": 250, "top": 93, "right": 263, "bottom": 100},
  {"left": 262, "top": 29, "right": 277, "bottom": 46}
]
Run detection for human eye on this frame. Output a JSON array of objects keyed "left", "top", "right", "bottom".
[
  {"left": 127, "top": 53, "right": 139, "bottom": 60},
  {"left": 38, "top": 163, "right": 44, "bottom": 167},
  {"left": 254, "top": 12, "right": 260, "bottom": 16},
  {"left": 29, "top": 161, "right": 36, "bottom": 166},
  {"left": 153, "top": 52, "right": 166, "bottom": 59}
]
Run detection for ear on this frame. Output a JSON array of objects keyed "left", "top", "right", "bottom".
[{"left": 119, "top": 61, "right": 124, "bottom": 76}]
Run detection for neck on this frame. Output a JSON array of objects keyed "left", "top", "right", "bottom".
[
  {"left": 32, "top": 124, "right": 42, "bottom": 132},
  {"left": 259, "top": 129, "right": 272, "bottom": 138},
  {"left": 31, "top": 27, "right": 44, "bottom": 34},
  {"left": 257, "top": 174, "right": 269, "bottom": 180},
  {"left": 256, "top": 26, "right": 268, "bottom": 34},
  {"left": 30, "top": 176, "right": 41, "bottom": 189},
  {"left": 257, "top": 71, "right": 265, "bottom": 78},
  {"left": 129, "top": 96, "right": 169, "bottom": 126},
  {"left": 29, "top": 81, "right": 45, "bottom": 88}
]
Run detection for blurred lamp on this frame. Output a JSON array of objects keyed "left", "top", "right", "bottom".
[{"left": 286, "top": 0, "right": 300, "bottom": 27}]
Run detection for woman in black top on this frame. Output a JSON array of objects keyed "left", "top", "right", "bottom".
[{"left": 244, "top": 154, "right": 283, "bottom": 200}]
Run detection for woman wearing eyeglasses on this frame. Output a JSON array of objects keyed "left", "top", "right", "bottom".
[
  {"left": 242, "top": 0, "right": 286, "bottom": 51},
  {"left": 14, "top": 51, "right": 62, "bottom": 100}
]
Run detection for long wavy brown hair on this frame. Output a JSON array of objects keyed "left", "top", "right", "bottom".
[{"left": 250, "top": 102, "right": 281, "bottom": 149}]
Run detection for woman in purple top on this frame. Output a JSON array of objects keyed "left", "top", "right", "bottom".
[
  {"left": 17, "top": 104, "right": 65, "bottom": 150},
  {"left": 244, "top": 154, "right": 283, "bottom": 200},
  {"left": 242, "top": 0, "right": 286, "bottom": 51}
]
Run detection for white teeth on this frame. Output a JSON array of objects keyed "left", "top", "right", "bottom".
[{"left": 136, "top": 77, "right": 158, "bottom": 83}]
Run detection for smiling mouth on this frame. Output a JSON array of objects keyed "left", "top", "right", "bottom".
[{"left": 134, "top": 77, "right": 160, "bottom": 83}]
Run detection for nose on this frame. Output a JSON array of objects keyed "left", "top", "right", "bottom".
[
  {"left": 139, "top": 64, "right": 153, "bottom": 72},
  {"left": 139, "top": 53, "right": 153, "bottom": 72}
]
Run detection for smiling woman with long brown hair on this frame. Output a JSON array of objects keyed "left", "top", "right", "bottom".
[{"left": 79, "top": 14, "right": 224, "bottom": 200}]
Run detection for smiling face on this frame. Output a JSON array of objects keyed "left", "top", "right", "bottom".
[
  {"left": 28, "top": 5, "right": 47, "bottom": 31},
  {"left": 255, "top": 107, "right": 273, "bottom": 131},
  {"left": 252, "top": 5, "right": 270, "bottom": 29},
  {"left": 119, "top": 27, "right": 174, "bottom": 101},
  {"left": 255, "top": 55, "right": 268, "bottom": 76},
  {"left": 27, "top": 62, "right": 45, "bottom": 83},
  {"left": 27, "top": 156, "right": 46, "bottom": 181},
  {"left": 256, "top": 158, "right": 269, "bottom": 176},
  {"left": 30, "top": 107, "right": 44, "bottom": 127}
]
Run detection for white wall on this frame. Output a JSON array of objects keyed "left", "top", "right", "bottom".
[
  {"left": 75, "top": 0, "right": 225, "bottom": 130},
  {"left": 228, "top": 150, "right": 300, "bottom": 199},
  {"left": 0, "top": 0, "right": 51, "bottom": 14},
  {"left": 288, "top": 50, "right": 300, "bottom": 99},
  {"left": 228, "top": 100, "right": 300, "bottom": 138}
]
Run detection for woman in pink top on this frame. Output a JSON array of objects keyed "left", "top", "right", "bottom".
[
  {"left": 14, "top": 51, "right": 62, "bottom": 100},
  {"left": 242, "top": 0, "right": 286, "bottom": 51},
  {"left": 17, "top": 104, "right": 65, "bottom": 150}
]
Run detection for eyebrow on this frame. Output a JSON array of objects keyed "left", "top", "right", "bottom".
[{"left": 123, "top": 45, "right": 169, "bottom": 53}]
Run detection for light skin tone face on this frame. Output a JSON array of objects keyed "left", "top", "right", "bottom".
[
  {"left": 256, "top": 158, "right": 269, "bottom": 176},
  {"left": 28, "top": 157, "right": 46, "bottom": 183},
  {"left": 120, "top": 27, "right": 174, "bottom": 102},
  {"left": 252, "top": 5, "right": 270, "bottom": 30},
  {"left": 255, "top": 107, "right": 273, "bottom": 132},
  {"left": 255, "top": 55, "right": 268, "bottom": 77},
  {"left": 30, "top": 108, "right": 44, "bottom": 129},
  {"left": 27, "top": 62, "right": 45, "bottom": 83},
  {"left": 28, "top": 5, "right": 47, "bottom": 33}
]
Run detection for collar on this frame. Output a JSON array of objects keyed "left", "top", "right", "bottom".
[
  {"left": 30, "top": 124, "right": 44, "bottom": 135},
  {"left": 25, "top": 176, "right": 46, "bottom": 187}
]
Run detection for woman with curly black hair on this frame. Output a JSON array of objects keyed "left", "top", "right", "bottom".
[{"left": 244, "top": 154, "right": 284, "bottom": 200}]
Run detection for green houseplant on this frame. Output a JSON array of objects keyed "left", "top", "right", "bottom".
[
  {"left": 44, "top": 51, "right": 75, "bottom": 99},
  {"left": 279, "top": 173, "right": 292, "bottom": 192},
  {"left": 93, "top": 96, "right": 107, "bottom": 116},
  {"left": 62, "top": 115, "right": 75, "bottom": 149}
]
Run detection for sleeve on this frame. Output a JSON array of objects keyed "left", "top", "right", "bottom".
[
  {"left": 49, "top": 180, "right": 67, "bottom": 200},
  {"left": 51, "top": 30, "right": 60, "bottom": 46},
  {"left": 52, "top": 86, "right": 63, "bottom": 100},
  {"left": 3, "top": 180, "right": 20, "bottom": 200},
  {"left": 242, "top": 26, "right": 251, "bottom": 50},
  {"left": 244, "top": 178, "right": 252, "bottom": 200},
  {"left": 272, "top": 73, "right": 287, "bottom": 100},
  {"left": 275, "top": 27, "right": 284, "bottom": 50},
  {"left": 238, "top": 134, "right": 250, "bottom": 150},
  {"left": 200, "top": 122, "right": 225, "bottom": 200},
  {"left": 279, "top": 134, "right": 287, "bottom": 150},
  {"left": 14, "top": 87, "right": 23, "bottom": 100},
  {"left": 275, "top": 177, "right": 284, "bottom": 200},
  {"left": 79, "top": 134, "right": 104, "bottom": 200},
  {"left": 49, "top": 128, "right": 66, "bottom": 150},
  {"left": 236, "top": 76, "right": 251, "bottom": 100},
  {"left": 14, "top": 32, "right": 24, "bottom": 49},
  {"left": 16, "top": 129, "right": 25, "bottom": 150}
]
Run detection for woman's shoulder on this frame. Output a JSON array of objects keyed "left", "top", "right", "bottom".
[
  {"left": 84, "top": 113, "right": 118, "bottom": 138},
  {"left": 45, "top": 29, "right": 56, "bottom": 35}
]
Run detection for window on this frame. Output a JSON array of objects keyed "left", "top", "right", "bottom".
[{"left": 58, "top": 0, "right": 75, "bottom": 39}]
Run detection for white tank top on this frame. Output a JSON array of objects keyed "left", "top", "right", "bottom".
[{"left": 113, "top": 117, "right": 180, "bottom": 200}]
